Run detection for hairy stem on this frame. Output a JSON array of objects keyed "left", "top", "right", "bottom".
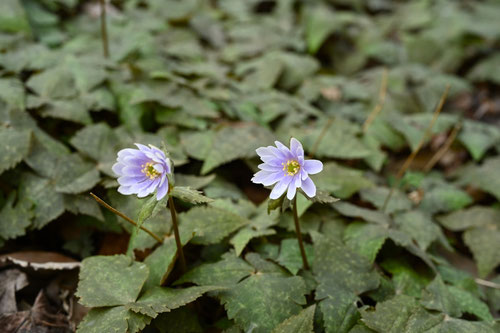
[
  {"left": 90, "top": 193, "right": 163, "bottom": 244},
  {"left": 292, "top": 196, "right": 310, "bottom": 270},
  {"left": 168, "top": 195, "right": 187, "bottom": 274},
  {"left": 99, "top": 0, "right": 109, "bottom": 58}
]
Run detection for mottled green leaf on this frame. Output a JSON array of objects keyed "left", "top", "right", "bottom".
[
  {"left": 128, "top": 286, "right": 221, "bottom": 318},
  {"left": 219, "top": 266, "right": 307, "bottom": 333},
  {"left": 179, "top": 206, "right": 249, "bottom": 245},
  {"left": 272, "top": 304, "right": 315, "bottom": 333},
  {"left": 437, "top": 206, "right": 500, "bottom": 231},
  {"left": 458, "top": 157, "right": 500, "bottom": 201},
  {"left": 176, "top": 252, "right": 254, "bottom": 286},
  {"left": 143, "top": 232, "right": 193, "bottom": 290},
  {"left": 458, "top": 120, "right": 500, "bottom": 161},
  {"left": 77, "top": 306, "right": 151, "bottom": 333},
  {"left": 76, "top": 255, "right": 149, "bottom": 307},
  {"left": 277, "top": 238, "right": 314, "bottom": 275},
  {"left": 314, "top": 234, "right": 379, "bottom": 332},
  {"left": 20, "top": 173, "right": 65, "bottom": 229},
  {"left": 393, "top": 210, "right": 441, "bottom": 251},
  {"left": 333, "top": 202, "right": 390, "bottom": 226},
  {"left": 344, "top": 222, "right": 387, "bottom": 263},
  {"left": 0, "top": 127, "right": 31, "bottom": 174},
  {"left": 170, "top": 186, "right": 213, "bottom": 204},
  {"left": 360, "top": 187, "right": 412, "bottom": 214},
  {"left": 201, "top": 123, "right": 275, "bottom": 174},
  {"left": 0, "top": 192, "right": 33, "bottom": 239},
  {"left": 463, "top": 227, "right": 500, "bottom": 278}
]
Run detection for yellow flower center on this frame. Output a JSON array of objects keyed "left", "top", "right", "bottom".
[
  {"left": 141, "top": 162, "right": 161, "bottom": 180},
  {"left": 282, "top": 160, "right": 300, "bottom": 176}
]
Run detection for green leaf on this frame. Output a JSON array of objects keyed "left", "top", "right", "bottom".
[
  {"left": 421, "top": 276, "right": 493, "bottom": 321},
  {"left": 458, "top": 120, "right": 500, "bottom": 161},
  {"left": 468, "top": 54, "right": 500, "bottom": 85},
  {"left": 457, "top": 156, "right": 500, "bottom": 201},
  {"left": 272, "top": 304, "right": 315, "bottom": 333},
  {"left": 127, "top": 195, "right": 161, "bottom": 256},
  {"left": 393, "top": 210, "right": 442, "bottom": 251},
  {"left": 419, "top": 184, "right": 472, "bottom": 214},
  {"left": 277, "top": 238, "right": 314, "bottom": 275},
  {"left": 175, "top": 174, "right": 216, "bottom": 190},
  {"left": 437, "top": 206, "right": 500, "bottom": 231},
  {"left": 447, "top": 285, "right": 493, "bottom": 322},
  {"left": 179, "top": 206, "right": 250, "bottom": 245},
  {"left": 153, "top": 307, "right": 203, "bottom": 333},
  {"left": 128, "top": 286, "right": 221, "bottom": 318},
  {"left": 0, "top": 0, "right": 31, "bottom": 34},
  {"left": 219, "top": 263, "right": 307, "bottom": 333},
  {"left": 143, "top": 232, "right": 193, "bottom": 290},
  {"left": 420, "top": 276, "right": 461, "bottom": 317},
  {"left": 313, "top": 234, "right": 379, "bottom": 333},
  {"left": 305, "top": 5, "right": 342, "bottom": 53},
  {"left": 230, "top": 227, "right": 276, "bottom": 256},
  {"left": 361, "top": 295, "right": 442, "bottom": 333},
  {"left": 344, "top": 222, "right": 387, "bottom": 263},
  {"left": 0, "top": 192, "right": 33, "bottom": 240},
  {"left": 332, "top": 202, "right": 390, "bottom": 226},
  {"left": 76, "top": 255, "right": 149, "bottom": 307},
  {"left": 19, "top": 173, "right": 65, "bottom": 229},
  {"left": 0, "top": 78, "right": 26, "bottom": 110},
  {"left": 380, "top": 258, "right": 432, "bottom": 298},
  {"left": 296, "top": 118, "right": 374, "bottom": 160},
  {"left": 77, "top": 306, "right": 151, "bottom": 333},
  {"left": 0, "top": 127, "right": 31, "bottom": 175},
  {"left": 304, "top": 189, "right": 340, "bottom": 204},
  {"left": 359, "top": 187, "right": 412, "bottom": 214},
  {"left": 69, "top": 123, "right": 119, "bottom": 162},
  {"left": 314, "top": 234, "right": 379, "bottom": 296},
  {"left": 170, "top": 186, "right": 213, "bottom": 204},
  {"left": 463, "top": 227, "right": 500, "bottom": 278},
  {"left": 180, "top": 130, "right": 215, "bottom": 161},
  {"left": 176, "top": 252, "right": 254, "bottom": 286},
  {"left": 201, "top": 123, "right": 275, "bottom": 174}
]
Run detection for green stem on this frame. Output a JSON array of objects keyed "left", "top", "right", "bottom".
[
  {"left": 292, "top": 196, "right": 309, "bottom": 270},
  {"left": 90, "top": 193, "right": 163, "bottom": 244},
  {"left": 168, "top": 195, "right": 187, "bottom": 274},
  {"left": 99, "top": 0, "right": 109, "bottom": 58}
]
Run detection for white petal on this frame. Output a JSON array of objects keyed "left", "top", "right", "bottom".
[
  {"left": 301, "top": 177, "right": 317, "bottom": 197},
  {"left": 304, "top": 160, "right": 323, "bottom": 175},
  {"left": 287, "top": 183, "right": 297, "bottom": 200},
  {"left": 270, "top": 177, "right": 292, "bottom": 199},
  {"left": 290, "top": 138, "right": 304, "bottom": 157}
]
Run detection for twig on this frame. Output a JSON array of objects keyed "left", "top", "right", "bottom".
[
  {"left": 363, "top": 68, "right": 389, "bottom": 132},
  {"left": 292, "top": 196, "right": 310, "bottom": 270},
  {"left": 423, "top": 122, "right": 462, "bottom": 172},
  {"left": 90, "top": 193, "right": 163, "bottom": 244},
  {"left": 382, "top": 85, "right": 450, "bottom": 212},
  {"left": 99, "top": 0, "right": 109, "bottom": 58},
  {"left": 309, "top": 118, "right": 334, "bottom": 158},
  {"left": 168, "top": 196, "right": 187, "bottom": 274},
  {"left": 475, "top": 278, "right": 500, "bottom": 289}
]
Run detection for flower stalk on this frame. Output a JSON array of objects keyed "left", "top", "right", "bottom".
[
  {"left": 90, "top": 192, "right": 163, "bottom": 244},
  {"left": 292, "top": 196, "right": 309, "bottom": 270},
  {"left": 168, "top": 195, "right": 187, "bottom": 274}
]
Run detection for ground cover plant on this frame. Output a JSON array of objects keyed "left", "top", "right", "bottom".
[{"left": 0, "top": 0, "right": 500, "bottom": 332}]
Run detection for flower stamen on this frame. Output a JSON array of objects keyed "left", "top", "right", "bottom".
[
  {"left": 282, "top": 160, "right": 300, "bottom": 176},
  {"left": 141, "top": 162, "right": 161, "bottom": 180}
]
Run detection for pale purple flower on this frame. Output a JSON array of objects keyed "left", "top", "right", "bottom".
[
  {"left": 112, "top": 144, "right": 171, "bottom": 200},
  {"left": 251, "top": 138, "right": 323, "bottom": 200}
]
